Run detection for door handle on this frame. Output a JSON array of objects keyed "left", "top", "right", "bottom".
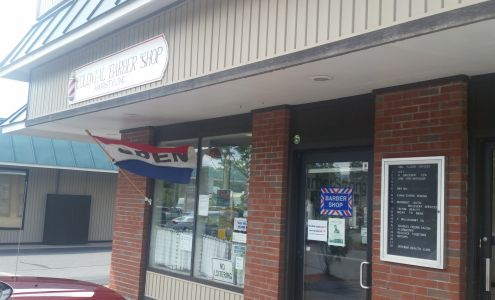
[
  {"left": 486, "top": 258, "right": 491, "bottom": 292},
  {"left": 360, "top": 261, "right": 371, "bottom": 289}
]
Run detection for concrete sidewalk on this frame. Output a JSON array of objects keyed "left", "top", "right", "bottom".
[
  {"left": 0, "top": 242, "right": 112, "bottom": 285},
  {"left": 0, "top": 241, "right": 112, "bottom": 252}
]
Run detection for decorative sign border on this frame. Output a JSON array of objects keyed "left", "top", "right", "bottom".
[
  {"left": 68, "top": 34, "right": 168, "bottom": 105},
  {"left": 380, "top": 156, "right": 445, "bottom": 269},
  {"left": 320, "top": 187, "right": 353, "bottom": 217}
]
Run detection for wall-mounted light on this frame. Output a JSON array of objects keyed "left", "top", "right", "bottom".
[{"left": 311, "top": 75, "right": 334, "bottom": 82}]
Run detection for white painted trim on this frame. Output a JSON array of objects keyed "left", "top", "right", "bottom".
[
  {"left": 380, "top": 156, "right": 445, "bottom": 269},
  {"left": 0, "top": 0, "right": 179, "bottom": 79},
  {"left": 0, "top": 162, "right": 118, "bottom": 174},
  {"left": 2, "top": 121, "right": 26, "bottom": 134}
]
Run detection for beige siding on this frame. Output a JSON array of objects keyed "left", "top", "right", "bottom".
[
  {"left": 28, "top": 0, "right": 488, "bottom": 119},
  {"left": 86, "top": 172, "right": 117, "bottom": 241},
  {"left": 0, "top": 167, "right": 117, "bottom": 244},
  {"left": 145, "top": 271, "right": 243, "bottom": 300}
]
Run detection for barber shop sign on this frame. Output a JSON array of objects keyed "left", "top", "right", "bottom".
[
  {"left": 68, "top": 34, "right": 168, "bottom": 104},
  {"left": 320, "top": 187, "right": 353, "bottom": 217}
]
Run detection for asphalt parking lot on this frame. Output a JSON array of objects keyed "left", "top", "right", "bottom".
[{"left": 0, "top": 243, "right": 111, "bottom": 285}]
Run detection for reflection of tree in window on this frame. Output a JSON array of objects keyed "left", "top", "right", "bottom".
[
  {"left": 148, "top": 135, "right": 251, "bottom": 287},
  {"left": 195, "top": 135, "right": 251, "bottom": 287},
  {"left": 160, "top": 181, "right": 180, "bottom": 208},
  {"left": 205, "top": 145, "right": 250, "bottom": 212}
]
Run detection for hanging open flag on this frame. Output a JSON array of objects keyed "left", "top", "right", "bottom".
[{"left": 93, "top": 136, "right": 196, "bottom": 184}]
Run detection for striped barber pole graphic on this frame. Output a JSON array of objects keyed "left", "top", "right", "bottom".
[
  {"left": 67, "top": 72, "right": 76, "bottom": 102},
  {"left": 320, "top": 187, "right": 353, "bottom": 217}
]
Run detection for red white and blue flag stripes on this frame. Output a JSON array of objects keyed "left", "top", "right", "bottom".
[
  {"left": 94, "top": 136, "right": 196, "bottom": 184},
  {"left": 320, "top": 187, "right": 353, "bottom": 217}
]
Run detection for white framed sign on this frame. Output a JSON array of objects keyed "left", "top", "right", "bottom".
[
  {"left": 232, "top": 232, "right": 247, "bottom": 244},
  {"left": 235, "top": 256, "right": 244, "bottom": 270},
  {"left": 212, "top": 258, "right": 234, "bottom": 284},
  {"left": 198, "top": 195, "right": 210, "bottom": 216},
  {"left": 233, "top": 218, "right": 247, "bottom": 232},
  {"left": 179, "top": 233, "right": 192, "bottom": 251},
  {"left": 68, "top": 34, "right": 168, "bottom": 104},
  {"left": 380, "top": 156, "right": 445, "bottom": 269}
]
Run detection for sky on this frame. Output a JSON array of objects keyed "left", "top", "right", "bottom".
[{"left": 0, "top": 1, "right": 37, "bottom": 118}]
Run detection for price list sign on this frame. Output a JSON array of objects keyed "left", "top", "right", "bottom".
[{"left": 380, "top": 156, "right": 445, "bottom": 269}]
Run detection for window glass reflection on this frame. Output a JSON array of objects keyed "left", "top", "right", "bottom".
[
  {"left": 193, "top": 134, "right": 251, "bottom": 287},
  {"left": 149, "top": 139, "right": 198, "bottom": 275}
]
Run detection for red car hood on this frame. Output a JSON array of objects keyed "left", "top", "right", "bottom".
[{"left": 0, "top": 276, "right": 125, "bottom": 299}]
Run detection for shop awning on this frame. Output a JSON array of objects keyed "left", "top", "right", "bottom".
[{"left": 0, "top": 107, "right": 117, "bottom": 173}]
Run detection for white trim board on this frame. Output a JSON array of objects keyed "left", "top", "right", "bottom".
[{"left": 380, "top": 156, "right": 445, "bottom": 269}]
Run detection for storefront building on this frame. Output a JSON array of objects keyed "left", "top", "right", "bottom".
[
  {"left": 1, "top": 0, "right": 495, "bottom": 299},
  {"left": 0, "top": 107, "right": 118, "bottom": 245}
]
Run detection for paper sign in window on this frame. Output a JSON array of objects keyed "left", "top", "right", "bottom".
[
  {"left": 212, "top": 258, "right": 234, "bottom": 284},
  {"left": 328, "top": 218, "right": 346, "bottom": 247},
  {"left": 307, "top": 219, "right": 328, "bottom": 242}
]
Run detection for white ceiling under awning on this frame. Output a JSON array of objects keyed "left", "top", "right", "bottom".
[{"left": 14, "top": 18, "right": 495, "bottom": 141}]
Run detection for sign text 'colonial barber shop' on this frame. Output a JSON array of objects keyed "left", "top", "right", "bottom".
[{"left": 68, "top": 35, "right": 168, "bottom": 104}]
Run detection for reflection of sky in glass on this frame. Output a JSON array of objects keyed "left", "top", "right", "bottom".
[
  {"left": 202, "top": 147, "right": 243, "bottom": 169},
  {"left": 202, "top": 152, "right": 221, "bottom": 169},
  {"left": 309, "top": 162, "right": 365, "bottom": 176}
]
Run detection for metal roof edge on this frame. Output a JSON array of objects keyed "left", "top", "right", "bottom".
[
  {"left": 36, "top": 0, "right": 73, "bottom": 20},
  {"left": 1, "top": 105, "right": 27, "bottom": 126},
  {"left": 0, "top": 161, "right": 118, "bottom": 173},
  {"left": 0, "top": 0, "right": 179, "bottom": 82},
  {"left": 17, "top": 1, "right": 495, "bottom": 124},
  {"left": 1, "top": 121, "right": 27, "bottom": 135}
]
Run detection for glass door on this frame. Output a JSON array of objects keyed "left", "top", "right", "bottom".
[
  {"left": 481, "top": 144, "right": 495, "bottom": 299},
  {"left": 298, "top": 150, "right": 372, "bottom": 300}
]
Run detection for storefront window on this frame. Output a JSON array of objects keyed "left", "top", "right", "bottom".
[
  {"left": 0, "top": 170, "right": 27, "bottom": 229},
  {"left": 148, "top": 134, "right": 251, "bottom": 288},
  {"left": 193, "top": 134, "right": 251, "bottom": 287},
  {"left": 149, "top": 139, "right": 198, "bottom": 275}
]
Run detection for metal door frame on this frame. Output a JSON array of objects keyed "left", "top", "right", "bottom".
[
  {"left": 293, "top": 147, "right": 373, "bottom": 299},
  {"left": 480, "top": 143, "right": 495, "bottom": 298}
]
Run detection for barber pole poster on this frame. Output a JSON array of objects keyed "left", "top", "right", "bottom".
[
  {"left": 320, "top": 187, "right": 353, "bottom": 217},
  {"left": 328, "top": 218, "right": 346, "bottom": 247}
]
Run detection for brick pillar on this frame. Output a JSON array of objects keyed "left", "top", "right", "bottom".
[
  {"left": 244, "top": 108, "right": 290, "bottom": 300},
  {"left": 109, "top": 127, "right": 154, "bottom": 300},
  {"left": 373, "top": 79, "right": 468, "bottom": 299}
]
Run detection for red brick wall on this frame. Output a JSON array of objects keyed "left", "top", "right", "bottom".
[
  {"left": 244, "top": 108, "right": 290, "bottom": 300},
  {"left": 373, "top": 79, "right": 468, "bottom": 299},
  {"left": 109, "top": 127, "right": 154, "bottom": 300}
]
